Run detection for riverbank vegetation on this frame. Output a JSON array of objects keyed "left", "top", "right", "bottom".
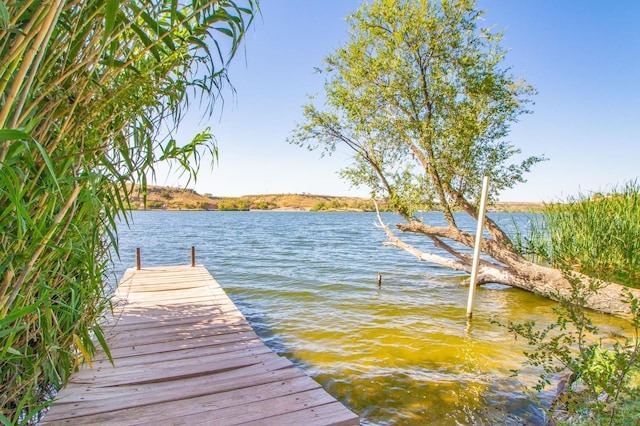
[
  {"left": 506, "top": 277, "right": 640, "bottom": 425},
  {"left": 0, "top": 0, "right": 255, "bottom": 422},
  {"left": 505, "top": 182, "right": 640, "bottom": 423},
  {"left": 126, "top": 186, "right": 385, "bottom": 211},
  {"left": 517, "top": 181, "right": 640, "bottom": 288},
  {"left": 128, "top": 184, "right": 545, "bottom": 211}
]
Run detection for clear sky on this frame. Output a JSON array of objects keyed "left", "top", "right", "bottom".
[{"left": 160, "top": 0, "right": 640, "bottom": 202}]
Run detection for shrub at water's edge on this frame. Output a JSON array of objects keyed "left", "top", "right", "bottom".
[
  {"left": 503, "top": 275, "right": 640, "bottom": 425},
  {"left": 0, "top": 1, "right": 255, "bottom": 423}
]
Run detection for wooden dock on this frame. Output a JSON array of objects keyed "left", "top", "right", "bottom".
[{"left": 41, "top": 265, "right": 359, "bottom": 425}]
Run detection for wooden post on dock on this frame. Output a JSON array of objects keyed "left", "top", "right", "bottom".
[
  {"left": 191, "top": 246, "right": 195, "bottom": 267},
  {"left": 136, "top": 248, "right": 141, "bottom": 270},
  {"left": 466, "top": 176, "right": 490, "bottom": 319}
]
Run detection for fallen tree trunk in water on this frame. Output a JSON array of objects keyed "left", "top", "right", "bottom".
[{"left": 375, "top": 211, "right": 640, "bottom": 319}]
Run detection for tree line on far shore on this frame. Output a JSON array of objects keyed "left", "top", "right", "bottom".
[{"left": 128, "top": 185, "right": 544, "bottom": 212}]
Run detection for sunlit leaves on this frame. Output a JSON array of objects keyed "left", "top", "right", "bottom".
[
  {"left": 291, "top": 0, "right": 541, "bottom": 217},
  {"left": 504, "top": 278, "right": 640, "bottom": 424},
  {"left": 519, "top": 181, "right": 640, "bottom": 288},
  {"left": 0, "top": 1, "right": 8, "bottom": 30}
]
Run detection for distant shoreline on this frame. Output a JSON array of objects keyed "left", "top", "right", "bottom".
[{"left": 127, "top": 185, "right": 545, "bottom": 213}]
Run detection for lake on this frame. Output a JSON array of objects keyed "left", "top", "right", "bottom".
[{"left": 110, "top": 211, "right": 625, "bottom": 425}]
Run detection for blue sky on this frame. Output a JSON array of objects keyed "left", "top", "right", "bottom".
[{"left": 162, "top": 1, "right": 640, "bottom": 202}]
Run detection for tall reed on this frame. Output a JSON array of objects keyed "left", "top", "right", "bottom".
[
  {"left": 0, "top": 1, "right": 255, "bottom": 423},
  {"left": 517, "top": 181, "right": 640, "bottom": 288}
]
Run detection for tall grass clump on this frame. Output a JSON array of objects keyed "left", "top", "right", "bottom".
[
  {"left": 517, "top": 181, "right": 640, "bottom": 288},
  {"left": 0, "top": 0, "right": 255, "bottom": 423}
]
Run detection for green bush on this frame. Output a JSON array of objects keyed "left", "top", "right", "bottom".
[
  {"left": 218, "top": 198, "right": 250, "bottom": 211},
  {"left": 311, "top": 202, "right": 327, "bottom": 211},
  {"left": 251, "top": 201, "right": 272, "bottom": 210},
  {"left": 147, "top": 201, "right": 165, "bottom": 209},
  {"left": 508, "top": 182, "right": 640, "bottom": 424},
  {"left": 503, "top": 275, "right": 640, "bottom": 425}
]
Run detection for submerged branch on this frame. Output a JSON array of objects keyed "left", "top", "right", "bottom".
[
  {"left": 374, "top": 205, "right": 517, "bottom": 286},
  {"left": 395, "top": 220, "right": 525, "bottom": 270},
  {"left": 374, "top": 204, "right": 473, "bottom": 273}
]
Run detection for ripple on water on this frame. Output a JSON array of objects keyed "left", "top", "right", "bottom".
[{"left": 112, "top": 211, "right": 631, "bottom": 425}]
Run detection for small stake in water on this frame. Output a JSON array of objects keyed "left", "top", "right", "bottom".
[
  {"left": 466, "top": 176, "right": 490, "bottom": 320},
  {"left": 377, "top": 273, "right": 382, "bottom": 288}
]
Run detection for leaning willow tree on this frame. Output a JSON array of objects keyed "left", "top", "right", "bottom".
[
  {"left": 0, "top": 0, "right": 255, "bottom": 421},
  {"left": 290, "top": 0, "right": 640, "bottom": 316}
]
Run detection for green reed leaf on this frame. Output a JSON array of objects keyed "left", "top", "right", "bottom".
[
  {"left": 1, "top": 0, "right": 255, "bottom": 419},
  {"left": 0, "top": 412, "right": 11, "bottom": 426},
  {"left": 0, "top": 129, "right": 31, "bottom": 142},
  {"left": 0, "top": 1, "right": 8, "bottom": 30},
  {"left": 103, "top": 0, "right": 120, "bottom": 45}
]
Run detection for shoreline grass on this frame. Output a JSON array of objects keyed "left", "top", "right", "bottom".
[{"left": 516, "top": 181, "right": 640, "bottom": 288}]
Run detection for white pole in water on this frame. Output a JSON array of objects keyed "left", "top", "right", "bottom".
[{"left": 466, "top": 176, "right": 490, "bottom": 319}]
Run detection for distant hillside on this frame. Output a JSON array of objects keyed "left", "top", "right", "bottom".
[
  {"left": 128, "top": 185, "right": 543, "bottom": 212},
  {"left": 225, "top": 193, "right": 382, "bottom": 211},
  {"left": 128, "top": 186, "right": 380, "bottom": 211},
  {"left": 129, "top": 185, "right": 220, "bottom": 210}
]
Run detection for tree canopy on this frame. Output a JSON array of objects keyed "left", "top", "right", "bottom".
[{"left": 291, "top": 0, "right": 542, "bottom": 220}]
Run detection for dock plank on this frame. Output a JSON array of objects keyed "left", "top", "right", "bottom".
[
  {"left": 92, "top": 331, "right": 261, "bottom": 361},
  {"left": 45, "top": 375, "right": 324, "bottom": 426},
  {"left": 48, "top": 358, "right": 303, "bottom": 408},
  {"left": 41, "top": 265, "right": 358, "bottom": 425}
]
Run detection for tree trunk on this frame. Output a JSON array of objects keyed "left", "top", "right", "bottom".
[
  {"left": 377, "top": 214, "right": 639, "bottom": 319},
  {"left": 477, "top": 253, "right": 639, "bottom": 318}
]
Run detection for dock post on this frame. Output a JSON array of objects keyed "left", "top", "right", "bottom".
[
  {"left": 191, "top": 246, "right": 195, "bottom": 267},
  {"left": 136, "top": 248, "right": 141, "bottom": 270}
]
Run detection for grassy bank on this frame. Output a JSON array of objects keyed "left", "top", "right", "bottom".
[
  {"left": 507, "top": 181, "right": 640, "bottom": 424},
  {"left": 517, "top": 181, "right": 640, "bottom": 287}
]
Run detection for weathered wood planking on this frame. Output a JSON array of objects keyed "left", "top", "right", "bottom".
[{"left": 41, "top": 265, "right": 359, "bottom": 426}]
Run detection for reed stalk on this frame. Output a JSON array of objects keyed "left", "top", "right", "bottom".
[
  {"left": 517, "top": 181, "right": 640, "bottom": 288},
  {"left": 0, "top": 0, "right": 255, "bottom": 422}
]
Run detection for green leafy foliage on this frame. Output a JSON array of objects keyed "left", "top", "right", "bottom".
[
  {"left": 503, "top": 275, "right": 640, "bottom": 425},
  {"left": 0, "top": 0, "right": 255, "bottom": 422},
  {"left": 507, "top": 184, "right": 640, "bottom": 423},
  {"left": 289, "top": 0, "right": 547, "bottom": 289},
  {"left": 290, "top": 0, "right": 543, "bottom": 218},
  {"left": 217, "top": 198, "right": 251, "bottom": 210}
]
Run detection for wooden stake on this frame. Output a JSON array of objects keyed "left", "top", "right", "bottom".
[
  {"left": 466, "top": 176, "right": 490, "bottom": 319},
  {"left": 191, "top": 246, "right": 195, "bottom": 267},
  {"left": 136, "top": 248, "right": 141, "bottom": 270}
]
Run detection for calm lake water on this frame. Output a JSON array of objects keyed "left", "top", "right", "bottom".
[{"left": 111, "top": 211, "right": 626, "bottom": 425}]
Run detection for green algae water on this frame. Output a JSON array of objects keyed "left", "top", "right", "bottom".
[{"left": 113, "top": 211, "right": 630, "bottom": 425}]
